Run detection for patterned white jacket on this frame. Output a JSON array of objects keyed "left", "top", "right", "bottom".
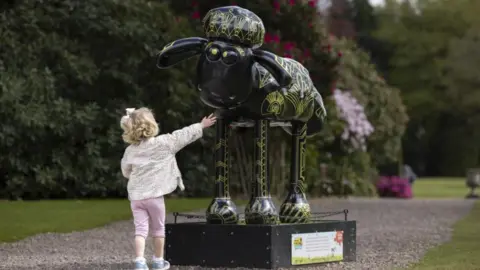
[{"left": 121, "top": 123, "right": 203, "bottom": 201}]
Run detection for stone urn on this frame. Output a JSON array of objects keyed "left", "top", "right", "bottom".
[{"left": 466, "top": 168, "right": 480, "bottom": 199}]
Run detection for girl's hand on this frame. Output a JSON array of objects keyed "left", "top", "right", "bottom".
[{"left": 201, "top": 113, "right": 217, "bottom": 128}]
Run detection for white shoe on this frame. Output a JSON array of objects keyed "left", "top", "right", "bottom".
[
  {"left": 151, "top": 259, "right": 170, "bottom": 270},
  {"left": 134, "top": 258, "right": 149, "bottom": 270}
]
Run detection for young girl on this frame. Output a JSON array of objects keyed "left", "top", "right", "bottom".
[{"left": 120, "top": 107, "right": 217, "bottom": 270}]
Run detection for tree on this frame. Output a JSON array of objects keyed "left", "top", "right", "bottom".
[
  {"left": 330, "top": 38, "right": 408, "bottom": 173},
  {"left": 350, "top": 0, "right": 391, "bottom": 75},
  {"left": 437, "top": 25, "right": 480, "bottom": 174},
  {"left": 327, "top": 0, "right": 356, "bottom": 39},
  {"left": 374, "top": 0, "right": 480, "bottom": 175},
  {"left": 351, "top": 0, "right": 377, "bottom": 33},
  {"left": 0, "top": 0, "right": 213, "bottom": 199}
]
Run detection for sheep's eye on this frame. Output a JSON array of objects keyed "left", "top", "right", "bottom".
[
  {"left": 222, "top": 50, "right": 238, "bottom": 65},
  {"left": 206, "top": 46, "right": 221, "bottom": 61}
]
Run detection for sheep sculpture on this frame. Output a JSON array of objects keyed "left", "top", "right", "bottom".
[{"left": 157, "top": 6, "right": 326, "bottom": 225}]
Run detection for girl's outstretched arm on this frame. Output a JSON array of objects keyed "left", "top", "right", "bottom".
[
  {"left": 161, "top": 114, "right": 217, "bottom": 154},
  {"left": 162, "top": 123, "right": 203, "bottom": 154}
]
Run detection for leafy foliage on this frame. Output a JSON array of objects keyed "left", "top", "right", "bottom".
[
  {"left": 313, "top": 38, "right": 407, "bottom": 194},
  {"left": 374, "top": 0, "right": 480, "bottom": 175},
  {"left": 0, "top": 0, "right": 213, "bottom": 199},
  {"left": 337, "top": 40, "right": 408, "bottom": 165},
  {"left": 0, "top": 0, "right": 408, "bottom": 199}
]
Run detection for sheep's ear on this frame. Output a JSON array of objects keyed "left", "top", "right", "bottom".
[
  {"left": 252, "top": 50, "right": 292, "bottom": 87},
  {"left": 157, "top": 37, "right": 208, "bottom": 68}
]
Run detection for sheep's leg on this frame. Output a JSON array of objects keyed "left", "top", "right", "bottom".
[
  {"left": 245, "top": 119, "right": 279, "bottom": 224},
  {"left": 279, "top": 121, "right": 311, "bottom": 223},
  {"left": 206, "top": 118, "right": 239, "bottom": 224}
]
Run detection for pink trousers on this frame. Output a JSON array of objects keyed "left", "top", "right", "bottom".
[{"left": 130, "top": 197, "right": 166, "bottom": 238}]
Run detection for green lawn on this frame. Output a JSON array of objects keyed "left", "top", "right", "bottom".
[
  {"left": 410, "top": 201, "right": 480, "bottom": 270},
  {"left": 414, "top": 177, "right": 468, "bottom": 198},
  {"left": 0, "top": 198, "right": 216, "bottom": 243}
]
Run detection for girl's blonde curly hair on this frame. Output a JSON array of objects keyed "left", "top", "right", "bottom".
[{"left": 120, "top": 107, "right": 159, "bottom": 145}]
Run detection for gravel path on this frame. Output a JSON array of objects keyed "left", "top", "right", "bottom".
[{"left": 0, "top": 198, "right": 474, "bottom": 270}]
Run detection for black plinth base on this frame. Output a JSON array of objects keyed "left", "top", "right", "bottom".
[{"left": 165, "top": 221, "right": 356, "bottom": 269}]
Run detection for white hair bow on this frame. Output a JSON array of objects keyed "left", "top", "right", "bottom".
[
  {"left": 125, "top": 108, "right": 135, "bottom": 116},
  {"left": 120, "top": 108, "right": 136, "bottom": 126}
]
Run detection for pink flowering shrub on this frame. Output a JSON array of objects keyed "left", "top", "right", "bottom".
[{"left": 376, "top": 176, "right": 412, "bottom": 198}]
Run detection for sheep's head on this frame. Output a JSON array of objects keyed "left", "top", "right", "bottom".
[
  {"left": 157, "top": 6, "right": 292, "bottom": 109},
  {"left": 196, "top": 40, "right": 255, "bottom": 108}
]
